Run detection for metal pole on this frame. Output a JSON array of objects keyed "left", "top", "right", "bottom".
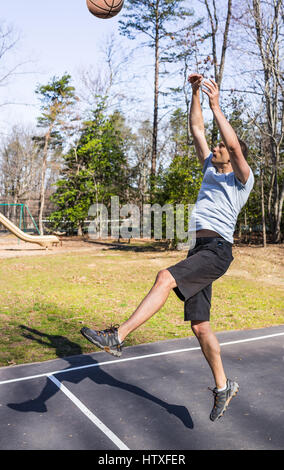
[{"left": 25, "top": 204, "right": 40, "bottom": 235}]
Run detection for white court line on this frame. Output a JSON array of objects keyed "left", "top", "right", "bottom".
[
  {"left": 0, "top": 331, "right": 284, "bottom": 386},
  {"left": 48, "top": 374, "right": 129, "bottom": 450}
]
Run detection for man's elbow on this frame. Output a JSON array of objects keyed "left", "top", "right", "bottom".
[{"left": 190, "top": 124, "right": 205, "bottom": 136}]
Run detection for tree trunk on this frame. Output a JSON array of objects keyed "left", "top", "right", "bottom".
[
  {"left": 275, "top": 181, "right": 284, "bottom": 243},
  {"left": 252, "top": 0, "right": 282, "bottom": 242},
  {"left": 244, "top": 210, "right": 248, "bottom": 243},
  {"left": 39, "top": 127, "right": 52, "bottom": 235},
  {"left": 238, "top": 221, "right": 242, "bottom": 239},
  {"left": 204, "top": 0, "right": 232, "bottom": 146},
  {"left": 150, "top": 2, "right": 160, "bottom": 199},
  {"left": 77, "top": 224, "right": 83, "bottom": 236},
  {"left": 12, "top": 194, "right": 18, "bottom": 225},
  {"left": 260, "top": 165, "right": 266, "bottom": 247}
]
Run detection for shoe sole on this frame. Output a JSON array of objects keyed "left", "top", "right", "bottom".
[
  {"left": 217, "top": 383, "right": 239, "bottom": 420},
  {"left": 80, "top": 328, "right": 122, "bottom": 357}
]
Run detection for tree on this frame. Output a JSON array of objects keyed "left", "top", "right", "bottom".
[
  {"left": 130, "top": 120, "right": 154, "bottom": 207},
  {"left": 161, "top": 19, "right": 208, "bottom": 153},
  {"left": 251, "top": 0, "right": 283, "bottom": 242},
  {"left": 0, "top": 20, "right": 34, "bottom": 111},
  {"left": 0, "top": 22, "right": 20, "bottom": 92},
  {"left": 35, "top": 74, "right": 77, "bottom": 234},
  {"left": 200, "top": 0, "right": 233, "bottom": 146},
  {"left": 231, "top": 0, "right": 284, "bottom": 242},
  {"left": 160, "top": 108, "right": 203, "bottom": 201},
  {"left": 0, "top": 126, "right": 42, "bottom": 220},
  {"left": 50, "top": 105, "right": 131, "bottom": 235},
  {"left": 154, "top": 108, "right": 203, "bottom": 247},
  {"left": 119, "top": 0, "right": 193, "bottom": 197},
  {"left": 78, "top": 33, "right": 131, "bottom": 113}
]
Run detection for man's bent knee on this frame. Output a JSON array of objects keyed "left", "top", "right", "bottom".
[
  {"left": 191, "top": 320, "right": 211, "bottom": 338},
  {"left": 155, "top": 269, "right": 177, "bottom": 289}
]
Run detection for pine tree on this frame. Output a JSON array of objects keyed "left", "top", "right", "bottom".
[
  {"left": 35, "top": 74, "right": 77, "bottom": 234},
  {"left": 119, "top": 0, "right": 193, "bottom": 198},
  {"left": 50, "top": 105, "right": 131, "bottom": 235}
]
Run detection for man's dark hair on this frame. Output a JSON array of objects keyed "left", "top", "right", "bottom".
[{"left": 237, "top": 138, "right": 248, "bottom": 160}]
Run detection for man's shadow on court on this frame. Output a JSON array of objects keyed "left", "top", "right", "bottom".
[{"left": 7, "top": 326, "right": 194, "bottom": 429}]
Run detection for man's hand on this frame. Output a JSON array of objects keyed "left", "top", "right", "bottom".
[
  {"left": 201, "top": 78, "right": 220, "bottom": 110},
  {"left": 188, "top": 73, "right": 203, "bottom": 92}
]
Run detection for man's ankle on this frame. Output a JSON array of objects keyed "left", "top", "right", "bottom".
[
  {"left": 216, "top": 379, "right": 227, "bottom": 392},
  {"left": 117, "top": 328, "right": 126, "bottom": 344}
]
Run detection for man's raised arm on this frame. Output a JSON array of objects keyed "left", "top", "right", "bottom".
[
  {"left": 202, "top": 78, "right": 251, "bottom": 184},
  {"left": 188, "top": 73, "right": 211, "bottom": 166}
]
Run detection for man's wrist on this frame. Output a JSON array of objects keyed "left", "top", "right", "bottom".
[
  {"left": 211, "top": 103, "right": 221, "bottom": 113},
  {"left": 192, "top": 88, "right": 201, "bottom": 96}
]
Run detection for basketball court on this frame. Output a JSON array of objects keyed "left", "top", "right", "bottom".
[{"left": 0, "top": 325, "right": 283, "bottom": 450}]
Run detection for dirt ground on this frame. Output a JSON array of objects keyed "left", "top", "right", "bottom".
[
  {"left": 0, "top": 234, "right": 105, "bottom": 258},
  {"left": 0, "top": 234, "right": 283, "bottom": 287},
  {"left": 223, "top": 243, "right": 284, "bottom": 287}
]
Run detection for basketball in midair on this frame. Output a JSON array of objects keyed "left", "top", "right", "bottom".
[{"left": 86, "top": 0, "right": 124, "bottom": 19}]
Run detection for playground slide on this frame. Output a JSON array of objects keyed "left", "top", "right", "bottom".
[{"left": 0, "top": 212, "right": 60, "bottom": 249}]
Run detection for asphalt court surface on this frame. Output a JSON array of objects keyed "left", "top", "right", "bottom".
[{"left": 0, "top": 325, "right": 283, "bottom": 450}]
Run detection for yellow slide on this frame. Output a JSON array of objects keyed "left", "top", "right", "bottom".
[{"left": 0, "top": 212, "right": 60, "bottom": 249}]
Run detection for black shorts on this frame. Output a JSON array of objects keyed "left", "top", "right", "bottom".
[{"left": 167, "top": 237, "right": 234, "bottom": 322}]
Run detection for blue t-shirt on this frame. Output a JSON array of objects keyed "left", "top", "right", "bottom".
[{"left": 192, "top": 153, "right": 254, "bottom": 244}]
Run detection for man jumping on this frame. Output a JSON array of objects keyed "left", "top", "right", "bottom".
[{"left": 80, "top": 73, "right": 254, "bottom": 421}]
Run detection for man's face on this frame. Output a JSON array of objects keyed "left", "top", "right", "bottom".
[{"left": 212, "top": 141, "right": 230, "bottom": 164}]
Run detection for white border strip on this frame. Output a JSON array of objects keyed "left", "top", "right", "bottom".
[
  {"left": 0, "top": 331, "right": 284, "bottom": 386},
  {"left": 48, "top": 374, "right": 129, "bottom": 450}
]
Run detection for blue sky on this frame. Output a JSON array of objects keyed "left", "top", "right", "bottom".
[
  {"left": 0, "top": 0, "right": 242, "bottom": 138},
  {"left": 0, "top": 0, "right": 136, "bottom": 134}
]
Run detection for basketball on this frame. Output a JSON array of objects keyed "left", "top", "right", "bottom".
[{"left": 86, "top": 0, "right": 124, "bottom": 19}]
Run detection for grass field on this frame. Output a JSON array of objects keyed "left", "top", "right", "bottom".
[{"left": 0, "top": 242, "right": 283, "bottom": 367}]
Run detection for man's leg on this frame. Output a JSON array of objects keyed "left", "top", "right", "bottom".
[
  {"left": 191, "top": 320, "right": 226, "bottom": 389},
  {"left": 118, "top": 269, "right": 177, "bottom": 342},
  {"left": 81, "top": 269, "right": 177, "bottom": 356},
  {"left": 191, "top": 320, "right": 239, "bottom": 421}
]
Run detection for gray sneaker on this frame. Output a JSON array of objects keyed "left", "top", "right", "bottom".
[
  {"left": 80, "top": 324, "right": 123, "bottom": 357},
  {"left": 209, "top": 379, "right": 239, "bottom": 421}
]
